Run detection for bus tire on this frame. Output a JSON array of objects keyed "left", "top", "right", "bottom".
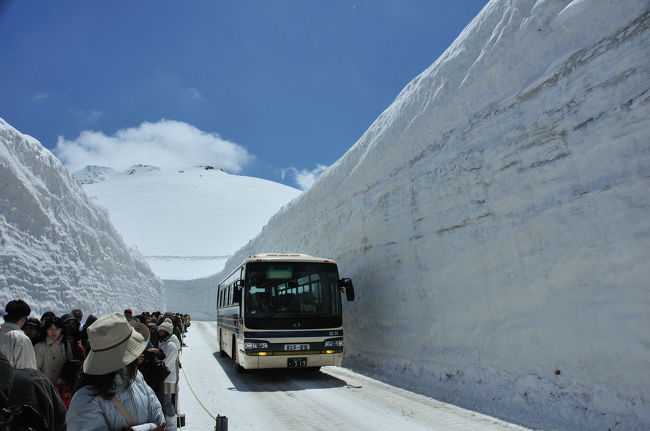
[{"left": 219, "top": 330, "right": 227, "bottom": 357}]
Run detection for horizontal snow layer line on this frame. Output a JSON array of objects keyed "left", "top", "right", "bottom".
[{"left": 144, "top": 255, "right": 232, "bottom": 260}]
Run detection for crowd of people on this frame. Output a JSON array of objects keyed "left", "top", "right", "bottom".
[{"left": 0, "top": 299, "right": 191, "bottom": 431}]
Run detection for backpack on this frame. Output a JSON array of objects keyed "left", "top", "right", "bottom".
[{"left": 0, "top": 366, "right": 49, "bottom": 431}]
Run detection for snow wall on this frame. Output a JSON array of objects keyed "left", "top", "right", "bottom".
[
  {"left": 202, "top": 1, "right": 650, "bottom": 430},
  {"left": 0, "top": 118, "right": 165, "bottom": 316},
  {"left": 165, "top": 278, "right": 215, "bottom": 321}
]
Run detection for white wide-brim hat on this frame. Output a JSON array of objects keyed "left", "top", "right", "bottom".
[{"left": 83, "top": 312, "right": 148, "bottom": 375}]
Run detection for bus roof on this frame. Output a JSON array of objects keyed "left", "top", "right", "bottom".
[
  {"left": 244, "top": 253, "right": 338, "bottom": 264},
  {"left": 218, "top": 253, "right": 339, "bottom": 287}
]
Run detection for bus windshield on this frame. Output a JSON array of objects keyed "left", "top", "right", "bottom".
[{"left": 244, "top": 262, "right": 342, "bottom": 329}]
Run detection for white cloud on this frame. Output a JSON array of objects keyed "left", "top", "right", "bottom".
[
  {"left": 70, "top": 109, "right": 104, "bottom": 126},
  {"left": 282, "top": 164, "right": 329, "bottom": 190},
  {"left": 54, "top": 119, "right": 252, "bottom": 173},
  {"left": 187, "top": 87, "right": 206, "bottom": 101},
  {"left": 33, "top": 92, "right": 51, "bottom": 102}
]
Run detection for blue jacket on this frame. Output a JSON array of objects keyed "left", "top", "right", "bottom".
[{"left": 67, "top": 369, "right": 164, "bottom": 431}]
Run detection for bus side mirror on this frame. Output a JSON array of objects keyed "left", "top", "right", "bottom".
[{"left": 339, "top": 278, "right": 355, "bottom": 301}]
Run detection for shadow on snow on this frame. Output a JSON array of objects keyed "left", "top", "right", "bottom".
[{"left": 211, "top": 351, "right": 355, "bottom": 392}]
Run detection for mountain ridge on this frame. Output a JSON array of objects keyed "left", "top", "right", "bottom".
[{"left": 74, "top": 164, "right": 302, "bottom": 280}]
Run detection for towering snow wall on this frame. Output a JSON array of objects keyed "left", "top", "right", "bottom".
[
  {"left": 215, "top": 1, "right": 650, "bottom": 430},
  {"left": 0, "top": 118, "right": 165, "bottom": 316}
]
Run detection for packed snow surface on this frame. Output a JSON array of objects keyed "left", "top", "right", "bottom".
[
  {"left": 192, "top": 1, "right": 649, "bottom": 430},
  {"left": 178, "top": 321, "right": 534, "bottom": 431},
  {"left": 0, "top": 119, "right": 164, "bottom": 315},
  {"left": 74, "top": 165, "right": 301, "bottom": 280}
]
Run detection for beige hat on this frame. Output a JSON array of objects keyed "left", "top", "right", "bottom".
[
  {"left": 129, "top": 321, "right": 150, "bottom": 344},
  {"left": 158, "top": 318, "right": 173, "bottom": 335},
  {"left": 83, "top": 313, "right": 148, "bottom": 375}
]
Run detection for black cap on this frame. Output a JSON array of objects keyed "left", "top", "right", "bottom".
[{"left": 60, "top": 313, "right": 78, "bottom": 324}]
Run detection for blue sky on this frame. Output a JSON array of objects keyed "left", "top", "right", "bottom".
[{"left": 0, "top": 0, "right": 487, "bottom": 189}]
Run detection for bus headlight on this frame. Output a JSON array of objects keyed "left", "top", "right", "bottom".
[{"left": 324, "top": 339, "right": 344, "bottom": 348}]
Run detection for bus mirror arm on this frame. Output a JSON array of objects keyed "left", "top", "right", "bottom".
[{"left": 339, "top": 278, "right": 355, "bottom": 301}]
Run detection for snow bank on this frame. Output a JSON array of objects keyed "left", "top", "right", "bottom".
[
  {"left": 210, "top": 1, "right": 650, "bottom": 429},
  {"left": 0, "top": 118, "right": 164, "bottom": 316}
]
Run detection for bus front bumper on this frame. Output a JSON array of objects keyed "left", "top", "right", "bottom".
[{"left": 240, "top": 351, "right": 343, "bottom": 369}]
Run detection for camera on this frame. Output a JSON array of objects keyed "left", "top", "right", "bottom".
[
  {"left": 143, "top": 349, "right": 165, "bottom": 362},
  {"left": 0, "top": 405, "right": 47, "bottom": 431}
]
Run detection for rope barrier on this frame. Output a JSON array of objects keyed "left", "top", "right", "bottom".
[{"left": 181, "top": 366, "right": 217, "bottom": 421}]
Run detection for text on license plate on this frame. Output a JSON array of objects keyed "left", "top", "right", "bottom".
[
  {"left": 287, "top": 357, "right": 307, "bottom": 368},
  {"left": 284, "top": 343, "right": 310, "bottom": 351}
]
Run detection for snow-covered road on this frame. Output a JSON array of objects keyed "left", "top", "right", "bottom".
[{"left": 178, "top": 322, "right": 534, "bottom": 430}]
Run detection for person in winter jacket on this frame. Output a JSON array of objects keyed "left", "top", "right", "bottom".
[
  {"left": 60, "top": 313, "right": 86, "bottom": 360},
  {"left": 124, "top": 308, "right": 135, "bottom": 322},
  {"left": 0, "top": 351, "right": 67, "bottom": 431},
  {"left": 40, "top": 311, "right": 56, "bottom": 325},
  {"left": 132, "top": 320, "right": 168, "bottom": 407},
  {"left": 0, "top": 299, "right": 37, "bottom": 370},
  {"left": 66, "top": 313, "right": 164, "bottom": 431},
  {"left": 34, "top": 318, "right": 73, "bottom": 385},
  {"left": 55, "top": 359, "right": 81, "bottom": 409},
  {"left": 70, "top": 309, "right": 84, "bottom": 330},
  {"left": 22, "top": 317, "right": 41, "bottom": 346},
  {"left": 157, "top": 318, "right": 180, "bottom": 430},
  {"left": 147, "top": 323, "right": 160, "bottom": 348},
  {"left": 137, "top": 347, "right": 169, "bottom": 408}
]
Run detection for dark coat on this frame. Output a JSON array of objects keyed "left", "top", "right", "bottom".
[
  {"left": 138, "top": 355, "right": 170, "bottom": 407},
  {"left": 0, "top": 352, "right": 67, "bottom": 431}
]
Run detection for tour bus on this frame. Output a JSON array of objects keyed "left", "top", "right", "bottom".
[{"left": 216, "top": 253, "right": 355, "bottom": 371}]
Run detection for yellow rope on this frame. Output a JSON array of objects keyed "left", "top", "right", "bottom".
[{"left": 181, "top": 367, "right": 217, "bottom": 421}]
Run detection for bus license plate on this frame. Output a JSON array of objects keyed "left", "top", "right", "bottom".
[
  {"left": 284, "top": 344, "right": 309, "bottom": 351},
  {"left": 288, "top": 357, "right": 307, "bottom": 368}
]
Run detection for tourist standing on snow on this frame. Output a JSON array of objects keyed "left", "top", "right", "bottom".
[
  {"left": 0, "top": 351, "right": 67, "bottom": 431},
  {"left": 40, "top": 311, "right": 56, "bottom": 326},
  {"left": 22, "top": 317, "right": 41, "bottom": 345},
  {"left": 60, "top": 313, "right": 86, "bottom": 360},
  {"left": 157, "top": 318, "right": 180, "bottom": 430},
  {"left": 34, "top": 317, "right": 73, "bottom": 385},
  {"left": 67, "top": 312, "right": 164, "bottom": 431},
  {"left": 0, "top": 299, "right": 37, "bottom": 369}
]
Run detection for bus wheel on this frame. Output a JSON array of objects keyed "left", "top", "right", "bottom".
[
  {"left": 232, "top": 336, "right": 246, "bottom": 373},
  {"left": 219, "top": 331, "right": 227, "bottom": 357}
]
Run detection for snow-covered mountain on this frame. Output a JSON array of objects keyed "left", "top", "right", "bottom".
[
  {"left": 0, "top": 118, "right": 164, "bottom": 316},
  {"left": 189, "top": 1, "right": 649, "bottom": 430},
  {"left": 74, "top": 165, "right": 301, "bottom": 280}
]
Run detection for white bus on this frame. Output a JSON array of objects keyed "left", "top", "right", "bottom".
[{"left": 216, "top": 253, "right": 355, "bottom": 372}]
